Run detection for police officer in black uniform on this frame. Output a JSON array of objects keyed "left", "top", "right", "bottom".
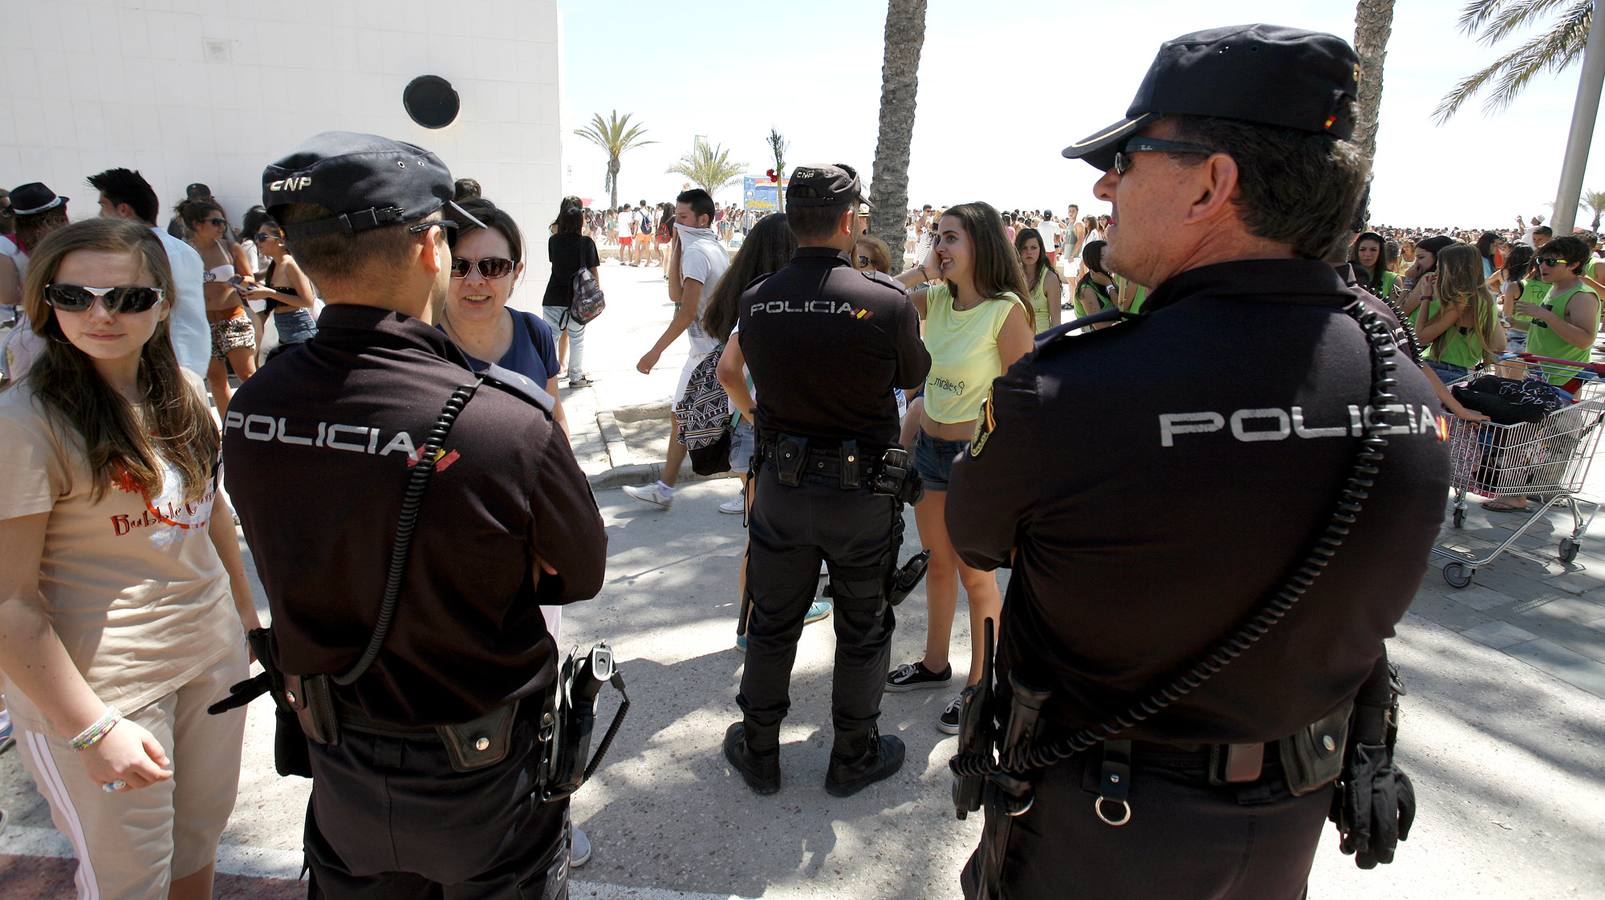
[
  {"left": 719, "top": 165, "right": 931, "bottom": 796},
  {"left": 222, "top": 132, "right": 607, "bottom": 897},
  {"left": 944, "top": 27, "right": 1443, "bottom": 898}
]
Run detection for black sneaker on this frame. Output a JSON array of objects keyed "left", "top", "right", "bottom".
[
  {"left": 937, "top": 694, "right": 963, "bottom": 735},
  {"left": 723, "top": 722, "right": 780, "bottom": 795},
  {"left": 885, "top": 661, "right": 953, "bottom": 692},
  {"left": 825, "top": 732, "right": 906, "bottom": 797}
]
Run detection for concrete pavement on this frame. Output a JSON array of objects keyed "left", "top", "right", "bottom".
[{"left": 5, "top": 260, "right": 1605, "bottom": 896}]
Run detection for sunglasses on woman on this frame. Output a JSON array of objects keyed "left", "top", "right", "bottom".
[
  {"left": 200, "top": 217, "right": 227, "bottom": 227},
  {"left": 450, "top": 256, "right": 515, "bottom": 279},
  {"left": 44, "top": 283, "right": 166, "bottom": 314}
]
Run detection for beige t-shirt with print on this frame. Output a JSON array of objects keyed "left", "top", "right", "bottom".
[{"left": 0, "top": 380, "right": 240, "bottom": 731}]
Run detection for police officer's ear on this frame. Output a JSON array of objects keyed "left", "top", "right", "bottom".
[{"left": 1180, "top": 153, "right": 1242, "bottom": 228}]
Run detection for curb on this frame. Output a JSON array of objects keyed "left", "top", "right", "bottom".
[{"left": 584, "top": 401, "right": 738, "bottom": 491}]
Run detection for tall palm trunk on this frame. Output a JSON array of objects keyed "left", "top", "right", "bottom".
[
  {"left": 608, "top": 157, "right": 620, "bottom": 210},
  {"left": 869, "top": 0, "right": 927, "bottom": 270},
  {"left": 1352, "top": 0, "right": 1396, "bottom": 167}
]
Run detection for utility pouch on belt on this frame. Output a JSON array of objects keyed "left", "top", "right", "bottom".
[
  {"left": 284, "top": 673, "right": 340, "bottom": 747},
  {"left": 436, "top": 701, "right": 519, "bottom": 772},
  {"left": 840, "top": 440, "right": 861, "bottom": 490},
  {"left": 1279, "top": 702, "right": 1352, "bottom": 796},
  {"left": 775, "top": 435, "right": 808, "bottom": 487}
]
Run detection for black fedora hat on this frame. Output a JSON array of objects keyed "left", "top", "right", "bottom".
[{"left": 9, "top": 182, "right": 68, "bottom": 216}]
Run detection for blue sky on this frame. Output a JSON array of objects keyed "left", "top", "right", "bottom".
[{"left": 556, "top": 0, "right": 1602, "bottom": 228}]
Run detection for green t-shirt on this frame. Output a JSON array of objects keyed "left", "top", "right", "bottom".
[
  {"left": 1027, "top": 268, "right": 1054, "bottom": 333},
  {"left": 1114, "top": 275, "right": 1149, "bottom": 314},
  {"left": 1416, "top": 296, "right": 1497, "bottom": 370},
  {"left": 1074, "top": 275, "right": 1115, "bottom": 320},
  {"left": 1525, "top": 282, "right": 1599, "bottom": 384},
  {"left": 1509, "top": 278, "right": 1549, "bottom": 330}
]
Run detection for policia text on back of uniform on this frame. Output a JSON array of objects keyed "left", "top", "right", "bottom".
[
  {"left": 944, "top": 26, "right": 1444, "bottom": 900},
  {"left": 218, "top": 132, "right": 609, "bottom": 899}
]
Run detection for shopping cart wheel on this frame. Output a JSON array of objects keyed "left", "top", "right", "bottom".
[
  {"left": 1452, "top": 507, "right": 1466, "bottom": 529},
  {"left": 1443, "top": 563, "right": 1474, "bottom": 589},
  {"left": 1559, "top": 538, "right": 1581, "bottom": 565}
]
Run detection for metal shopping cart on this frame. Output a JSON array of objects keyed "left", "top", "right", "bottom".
[{"left": 1436, "top": 355, "right": 1605, "bottom": 588}]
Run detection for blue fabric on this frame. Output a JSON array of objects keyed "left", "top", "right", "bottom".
[
  {"left": 274, "top": 309, "right": 318, "bottom": 345},
  {"left": 455, "top": 309, "right": 560, "bottom": 383},
  {"left": 913, "top": 430, "right": 969, "bottom": 492}
]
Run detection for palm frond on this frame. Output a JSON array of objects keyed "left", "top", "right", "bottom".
[
  {"left": 666, "top": 140, "right": 745, "bottom": 194},
  {"left": 1436, "top": 0, "right": 1591, "bottom": 123},
  {"left": 1582, "top": 190, "right": 1605, "bottom": 213},
  {"left": 1456, "top": 0, "right": 1513, "bottom": 36},
  {"left": 572, "top": 110, "right": 657, "bottom": 156},
  {"left": 1477, "top": 0, "right": 1572, "bottom": 46}
]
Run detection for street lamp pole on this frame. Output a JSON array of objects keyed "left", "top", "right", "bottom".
[{"left": 1552, "top": 0, "right": 1605, "bottom": 234}]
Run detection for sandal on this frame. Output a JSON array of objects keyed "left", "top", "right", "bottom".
[{"left": 1482, "top": 500, "right": 1529, "bottom": 512}]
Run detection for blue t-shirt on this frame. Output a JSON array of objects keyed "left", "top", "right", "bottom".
[{"left": 451, "top": 309, "right": 560, "bottom": 383}]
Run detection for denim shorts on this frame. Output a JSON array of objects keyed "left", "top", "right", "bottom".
[
  {"left": 1425, "top": 359, "right": 1469, "bottom": 385},
  {"left": 274, "top": 310, "right": 317, "bottom": 345},
  {"left": 729, "top": 418, "right": 755, "bottom": 472},
  {"left": 913, "top": 430, "right": 969, "bottom": 492}
]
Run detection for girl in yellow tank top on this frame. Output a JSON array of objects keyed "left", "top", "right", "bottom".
[
  {"left": 1014, "top": 227, "right": 1062, "bottom": 333},
  {"left": 890, "top": 202, "right": 1034, "bottom": 732}
]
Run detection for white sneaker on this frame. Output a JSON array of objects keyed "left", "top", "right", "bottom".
[
  {"left": 623, "top": 482, "right": 674, "bottom": 510},
  {"left": 719, "top": 495, "right": 745, "bottom": 515},
  {"left": 570, "top": 824, "right": 592, "bottom": 868}
]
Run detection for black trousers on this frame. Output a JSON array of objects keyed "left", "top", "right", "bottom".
[
  {"left": 961, "top": 749, "right": 1329, "bottom": 900},
  {"left": 304, "top": 714, "right": 569, "bottom": 900},
  {"left": 737, "top": 465, "right": 900, "bottom": 756}
]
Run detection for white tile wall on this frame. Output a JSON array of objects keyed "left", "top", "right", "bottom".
[{"left": 0, "top": 0, "right": 563, "bottom": 305}]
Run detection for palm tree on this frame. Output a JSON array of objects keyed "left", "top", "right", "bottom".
[
  {"left": 869, "top": 0, "right": 928, "bottom": 269},
  {"left": 667, "top": 139, "right": 745, "bottom": 196},
  {"left": 1584, "top": 188, "right": 1605, "bottom": 229},
  {"left": 1352, "top": 0, "right": 1396, "bottom": 164},
  {"left": 767, "top": 128, "right": 789, "bottom": 213},
  {"left": 573, "top": 110, "right": 655, "bottom": 210},
  {"left": 1434, "top": 0, "right": 1592, "bottom": 123}
]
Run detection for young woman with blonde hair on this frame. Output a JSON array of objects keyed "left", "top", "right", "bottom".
[{"left": 1413, "top": 241, "right": 1505, "bottom": 384}]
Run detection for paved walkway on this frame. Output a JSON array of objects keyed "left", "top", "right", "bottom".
[{"left": 5, "top": 263, "right": 1605, "bottom": 896}]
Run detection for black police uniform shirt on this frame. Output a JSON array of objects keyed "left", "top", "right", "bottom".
[
  {"left": 948, "top": 259, "right": 1451, "bottom": 745},
  {"left": 222, "top": 304, "right": 607, "bottom": 724},
  {"left": 737, "top": 247, "right": 931, "bottom": 448}
]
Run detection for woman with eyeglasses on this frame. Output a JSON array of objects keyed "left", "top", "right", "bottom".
[
  {"left": 442, "top": 199, "right": 568, "bottom": 436},
  {"left": 542, "top": 197, "right": 600, "bottom": 388},
  {"left": 179, "top": 199, "right": 256, "bottom": 418},
  {"left": 0, "top": 219, "right": 256, "bottom": 899},
  {"left": 240, "top": 220, "right": 318, "bottom": 348}
]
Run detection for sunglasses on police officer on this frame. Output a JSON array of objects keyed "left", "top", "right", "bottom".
[
  {"left": 44, "top": 283, "right": 166, "bottom": 314},
  {"left": 451, "top": 256, "right": 515, "bottom": 279}
]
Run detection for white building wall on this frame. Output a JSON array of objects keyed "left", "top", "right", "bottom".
[{"left": 0, "top": 0, "right": 563, "bottom": 304}]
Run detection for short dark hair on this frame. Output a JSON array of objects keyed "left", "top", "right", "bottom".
[
  {"left": 454, "top": 178, "right": 481, "bottom": 201},
  {"left": 87, "top": 168, "right": 160, "bottom": 224},
  {"left": 676, "top": 188, "right": 714, "bottom": 223},
  {"left": 1539, "top": 236, "right": 1590, "bottom": 276},
  {"left": 1167, "top": 115, "right": 1369, "bottom": 260},
  {"left": 786, "top": 202, "right": 851, "bottom": 243},
  {"left": 277, "top": 202, "right": 422, "bottom": 283},
  {"left": 1533, "top": 225, "right": 1554, "bottom": 241},
  {"left": 447, "top": 197, "right": 524, "bottom": 266}
]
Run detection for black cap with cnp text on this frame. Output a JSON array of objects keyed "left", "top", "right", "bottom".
[
  {"left": 1062, "top": 24, "right": 1360, "bottom": 171},
  {"left": 262, "top": 131, "right": 483, "bottom": 239},
  {"left": 786, "top": 164, "right": 870, "bottom": 209}
]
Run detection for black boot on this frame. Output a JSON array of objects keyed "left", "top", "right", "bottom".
[
  {"left": 824, "top": 731, "right": 905, "bottom": 797},
  {"left": 723, "top": 722, "right": 780, "bottom": 795}
]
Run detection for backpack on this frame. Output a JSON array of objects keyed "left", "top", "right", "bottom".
[
  {"left": 673, "top": 350, "right": 734, "bottom": 476},
  {"left": 570, "top": 267, "right": 606, "bottom": 324}
]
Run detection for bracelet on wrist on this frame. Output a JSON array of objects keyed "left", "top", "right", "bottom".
[{"left": 70, "top": 707, "right": 122, "bottom": 751}]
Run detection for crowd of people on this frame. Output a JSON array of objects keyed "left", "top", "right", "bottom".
[{"left": 0, "top": 146, "right": 1600, "bottom": 898}]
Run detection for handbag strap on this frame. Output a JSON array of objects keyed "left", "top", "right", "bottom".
[{"left": 333, "top": 378, "right": 485, "bottom": 686}]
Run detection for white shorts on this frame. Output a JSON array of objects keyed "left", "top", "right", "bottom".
[{"left": 674, "top": 351, "right": 712, "bottom": 405}]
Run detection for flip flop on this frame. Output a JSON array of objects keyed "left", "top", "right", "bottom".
[{"left": 1482, "top": 500, "right": 1529, "bottom": 512}]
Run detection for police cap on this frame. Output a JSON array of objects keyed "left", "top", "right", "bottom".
[
  {"left": 787, "top": 164, "right": 871, "bottom": 209},
  {"left": 1062, "top": 24, "right": 1360, "bottom": 171},
  {"left": 262, "top": 131, "right": 485, "bottom": 239}
]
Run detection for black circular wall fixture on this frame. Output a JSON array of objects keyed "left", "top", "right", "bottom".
[{"left": 403, "top": 75, "right": 460, "bottom": 129}]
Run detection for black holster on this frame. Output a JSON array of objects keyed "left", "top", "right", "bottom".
[
  {"left": 206, "top": 627, "right": 315, "bottom": 778},
  {"left": 539, "top": 643, "right": 630, "bottom": 802}
]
